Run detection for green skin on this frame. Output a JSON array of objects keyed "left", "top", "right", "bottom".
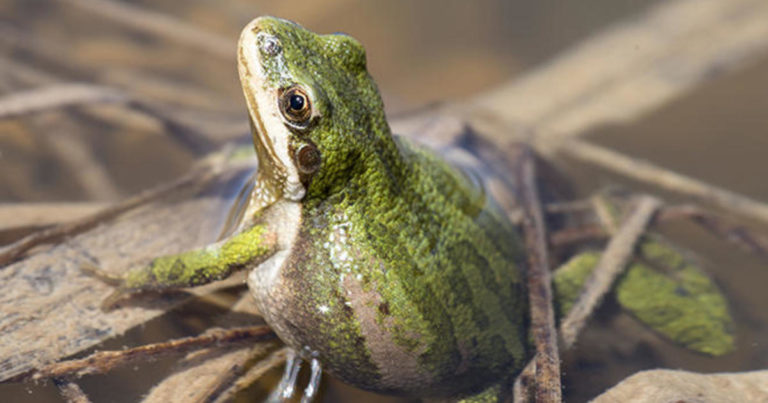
[{"left": 115, "top": 17, "right": 529, "bottom": 399}]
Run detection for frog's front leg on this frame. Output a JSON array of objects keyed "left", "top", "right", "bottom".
[{"left": 86, "top": 223, "right": 277, "bottom": 307}]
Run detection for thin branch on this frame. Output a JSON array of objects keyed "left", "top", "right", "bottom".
[
  {"left": 658, "top": 205, "right": 768, "bottom": 259},
  {"left": 547, "top": 200, "right": 768, "bottom": 259},
  {"left": 0, "top": 202, "right": 105, "bottom": 231},
  {"left": 57, "top": 0, "right": 233, "bottom": 59},
  {"left": 141, "top": 294, "right": 269, "bottom": 403},
  {"left": 562, "top": 139, "right": 768, "bottom": 228},
  {"left": 559, "top": 195, "right": 661, "bottom": 349},
  {"left": 0, "top": 84, "right": 126, "bottom": 119},
  {"left": 515, "top": 145, "right": 562, "bottom": 403},
  {"left": 26, "top": 326, "right": 275, "bottom": 381},
  {"left": 53, "top": 379, "right": 92, "bottom": 403}
]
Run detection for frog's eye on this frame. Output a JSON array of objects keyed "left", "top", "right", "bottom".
[
  {"left": 279, "top": 86, "right": 312, "bottom": 128},
  {"left": 294, "top": 142, "right": 321, "bottom": 174}
]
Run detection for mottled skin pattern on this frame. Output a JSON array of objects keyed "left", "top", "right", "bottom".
[{"left": 113, "top": 16, "right": 530, "bottom": 400}]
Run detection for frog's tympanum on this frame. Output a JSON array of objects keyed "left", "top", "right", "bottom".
[{"left": 112, "top": 16, "right": 529, "bottom": 401}]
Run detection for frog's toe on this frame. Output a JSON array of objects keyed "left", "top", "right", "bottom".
[
  {"left": 99, "top": 289, "right": 129, "bottom": 311},
  {"left": 80, "top": 261, "right": 123, "bottom": 286},
  {"left": 271, "top": 350, "right": 301, "bottom": 401},
  {"left": 301, "top": 357, "right": 323, "bottom": 403},
  {"left": 268, "top": 351, "right": 323, "bottom": 403}
]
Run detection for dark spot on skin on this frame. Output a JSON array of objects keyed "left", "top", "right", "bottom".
[
  {"left": 189, "top": 271, "right": 211, "bottom": 286},
  {"left": 341, "top": 299, "right": 355, "bottom": 318},
  {"left": 167, "top": 259, "right": 185, "bottom": 282},
  {"left": 378, "top": 302, "right": 390, "bottom": 316}
]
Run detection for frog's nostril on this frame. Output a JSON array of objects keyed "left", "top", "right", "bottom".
[{"left": 260, "top": 34, "right": 282, "bottom": 56}]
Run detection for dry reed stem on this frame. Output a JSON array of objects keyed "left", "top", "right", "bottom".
[
  {"left": 0, "top": 84, "right": 126, "bottom": 119},
  {"left": 559, "top": 195, "right": 661, "bottom": 349},
  {"left": 515, "top": 146, "right": 562, "bottom": 403},
  {"left": 57, "top": 0, "right": 233, "bottom": 59},
  {"left": 0, "top": 202, "right": 106, "bottom": 231},
  {"left": 564, "top": 139, "right": 768, "bottom": 228}
]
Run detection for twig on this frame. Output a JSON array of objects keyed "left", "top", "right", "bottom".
[
  {"left": 57, "top": 0, "right": 233, "bottom": 59},
  {"left": 0, "top": 84, "right": 126, "bottom": 119},
  {"left": 53, "top": 379, "right": 92, "bottom": 403},
  {"left": 141, "top": 294, "right": 269, "bottom": 403},
  {"left": 0, "top": 202, "right": 106, "bottom": 231},
  {"left": 546, "top": 200, "right": 768, "bottom": 259},
  {"left": 0, "top": 153, "right": 225, "bottom": 266},
  {"left": 559, "top": 195, "right": 661, "bottom": 349},
  {"left": 515, "top": 145, "right": 562, "bottom": 403},
  {"left": 658, "top": 205, "right": 768, "bottom": 259},
  {"left": 562, "top": 139, "right": 768, "bottom": 228},
  {"left": 27, "top": 326, "right": 275, "bottom": 381}
]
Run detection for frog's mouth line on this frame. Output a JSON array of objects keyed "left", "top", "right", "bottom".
[{"left": 243, "top": 86, "right": 287, "bottom": 185}]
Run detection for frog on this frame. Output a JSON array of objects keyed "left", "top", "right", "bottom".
[{"left": 102, "top": 16, "right": 530, "bottom": 401}]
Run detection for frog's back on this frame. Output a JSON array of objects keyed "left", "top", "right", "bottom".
[{"left": 270, "top": 136, "right": 529, "bottom": 398}]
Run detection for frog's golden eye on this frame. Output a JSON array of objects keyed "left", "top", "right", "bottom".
[
  {"left": 294, "top": 143, "right": 321, "bottom": 174},
  {"left": 279, "top": 86, "right": 312, "bottom": 127}
]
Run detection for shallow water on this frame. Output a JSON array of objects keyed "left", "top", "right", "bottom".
[{"left": 1, "top": 0, "right": 767, "bottom": 402}]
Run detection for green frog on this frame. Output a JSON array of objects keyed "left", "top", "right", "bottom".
[{"left": 106, "top": 16, "right": 529, "bottom": 401}]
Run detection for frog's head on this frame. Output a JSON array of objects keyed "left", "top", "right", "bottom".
[{"left": 238, "top": 16, "right": 394, "bottom": 205}]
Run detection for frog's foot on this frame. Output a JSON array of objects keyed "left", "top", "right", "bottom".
[{"left": 269, "top": 350, "right": 323, "bottom": 403}]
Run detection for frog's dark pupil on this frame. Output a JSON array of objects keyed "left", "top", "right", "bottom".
[{"left": 290, "top": 94, "right": 305, "bottom": 111}]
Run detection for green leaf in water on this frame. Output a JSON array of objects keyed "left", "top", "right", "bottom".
[{"left": 553, "top": 240, "right": 735, "bottom": 356}]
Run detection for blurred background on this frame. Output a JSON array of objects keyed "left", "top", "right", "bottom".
[{"left": 1, "top": 0, "right": 767, "bottom": 402}]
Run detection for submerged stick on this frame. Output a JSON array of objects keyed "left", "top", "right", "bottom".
[
  {"left": 515, "top": 146, "right": 562, "bottom": 403},
  {"left": 559, "top": 195, "right": 661, "bottom": 349}
]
